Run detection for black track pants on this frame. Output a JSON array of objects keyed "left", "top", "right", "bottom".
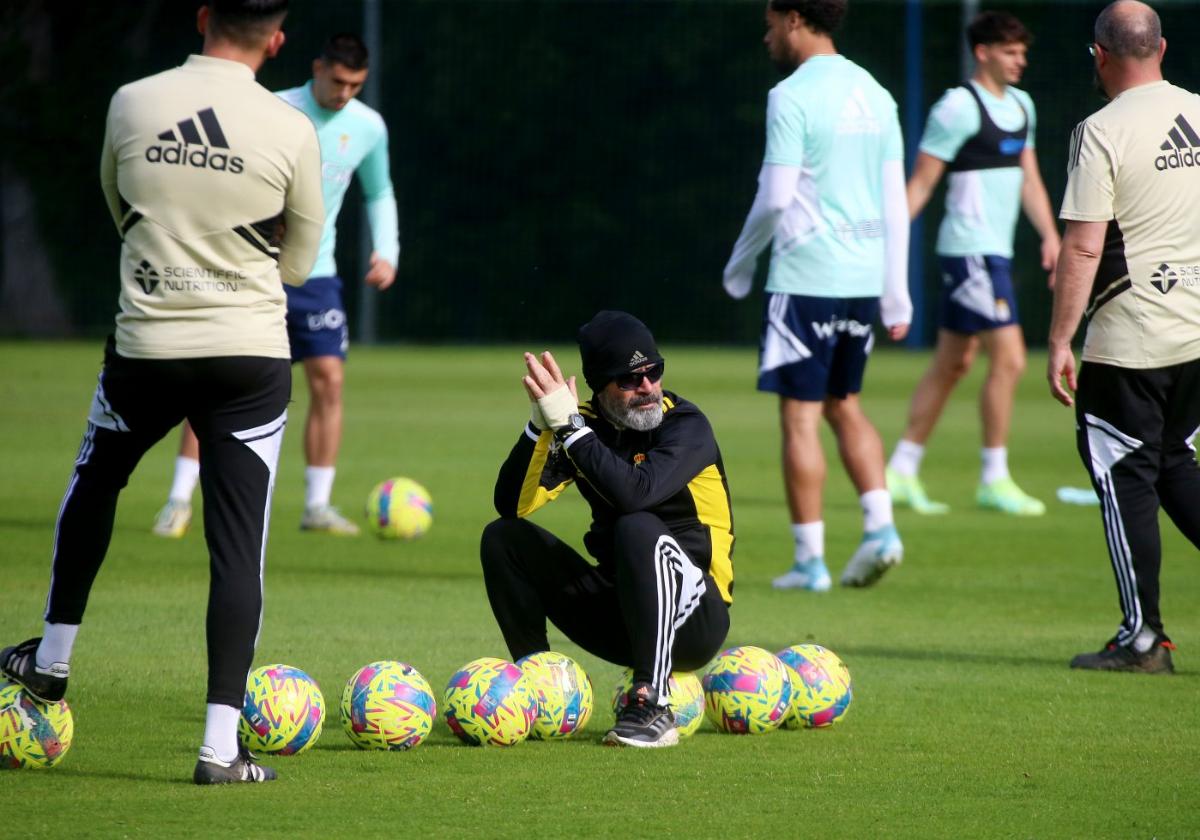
[
  {"left": 45, "top": 338, "right": 290, "bottom": 707},
  {"left": 1075, "top": 359, "right": 1200, "bottom": 643},
  {"left": 480, "top": 513, "right": 729, "bottom": 698}
]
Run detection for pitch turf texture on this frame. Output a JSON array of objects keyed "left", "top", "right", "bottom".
[{"left": 2, "top": 342, "right": 1198, "bottom": 839}]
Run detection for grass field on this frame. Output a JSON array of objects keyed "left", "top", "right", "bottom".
[{"left": 2, "top": 341, "right": 1198, "bottom": 839}]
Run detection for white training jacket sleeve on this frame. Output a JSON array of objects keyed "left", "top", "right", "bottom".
[
  {"left": 880, "top": 158, "right": 912, "bottom": 327},
  {"left": 722, "top": 163, "right": 800, "bottom": 299}
]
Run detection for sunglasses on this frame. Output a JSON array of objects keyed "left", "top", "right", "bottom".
[{"left": 614, "top": 362, "right": 665, "bottom": 391}]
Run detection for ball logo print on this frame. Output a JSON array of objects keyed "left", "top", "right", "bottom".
[
  {"left": 0, "top": 680, "right": 73, "bottom": 769},
  {"left": 443, "top": 657, "right": 537, "bottom": 746},
  {"left": 366, "top": 477, "right": 433, "bottom": 539},
  {"left": 341, "top": 661, "right": 436, "bottom": 751},
  {"left": 239, "top": 665, "right": 325, "bottom": 756},
  {"left": 702, "top": 646, "right": 792, "bottom": 735},
  {"left": 775, "top": 644, "right": 853, "bottom": 729},
  {"left": 516, "top": 652, "right": 594, "bottom": 740}
]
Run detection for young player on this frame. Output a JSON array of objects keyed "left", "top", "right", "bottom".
[
  {"left": 722, "top": 0, "right": 911, "bottom": 590},
  {"left": 153, "top": 32, "right": 399, "bottom": 538},
  {"left": 886, "top": 11, "right": 1060, "bottom": 516}
]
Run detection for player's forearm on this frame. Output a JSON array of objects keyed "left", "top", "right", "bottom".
[
  {"left": 724, "top": 164, "right": 796, "bottom": 280},
  {"left": 1048, "top": 232, "right": 1101, "bottom": 347},
  {"left": 881, "top": 159, "right": 911, "bottom": 327},
  {"left": 365, "top": 192, "right": 400, "bottom": 265},
  {"left": 279, "top": 130, "right": 325, "bottom": 285},
  {"left": 99, "top": 117, "right": 122, "bottom": 230},
  {"left": 1022, "top": 183, "right": 1060, "bottom": 245}
]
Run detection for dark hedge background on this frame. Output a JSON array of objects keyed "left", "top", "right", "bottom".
[{"left": 2, "top": 0, "right": 1198, "bottom": 345}]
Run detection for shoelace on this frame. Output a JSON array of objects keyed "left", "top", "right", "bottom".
[{"left": 620, "top": 700, "right": 664, "bottom": 726}]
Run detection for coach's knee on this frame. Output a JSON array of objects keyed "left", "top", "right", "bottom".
[{"left": 613, "top": 511, "right": 664, "bottom": 542}]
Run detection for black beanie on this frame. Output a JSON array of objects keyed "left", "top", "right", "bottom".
[{"left": 577, "top": 311, "right": 664, "bottom": 393}]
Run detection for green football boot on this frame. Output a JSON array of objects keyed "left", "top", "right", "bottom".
[
  {"left": 976, "top": 477, "right": 1046, "bottom": 516},
  {"left": 886, "top": 467, "right": 949, "bottom": 515}
]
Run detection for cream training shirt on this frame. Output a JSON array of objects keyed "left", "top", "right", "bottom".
[
  {"left": 100, "top": 54, "right": 323, "bottom": 360},
  {"left": 1060, "top": 80, "right": 1200, "bottom": 369}
]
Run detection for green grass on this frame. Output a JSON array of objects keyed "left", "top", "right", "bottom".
[{"left": 2, "top": 341, "right": 1198, "bottom": 839}]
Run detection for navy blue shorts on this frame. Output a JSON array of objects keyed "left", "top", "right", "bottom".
[
  {"left": 939, "top": 255, "right": 1018, "bottom": 334},
  {"left": 284, "top": 276, "right": 348, "bottom": 362},
  {"left": 757, "top": 293, "right": 879, "bottom": 401}
]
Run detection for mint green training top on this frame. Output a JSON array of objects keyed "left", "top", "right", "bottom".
[{"left": 278, "top": 82, "right": 399, "bottom": 278}]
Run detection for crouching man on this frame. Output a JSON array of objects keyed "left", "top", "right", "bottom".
[{"left": 481, "top": 311, "right": 734, "bottom": 747}]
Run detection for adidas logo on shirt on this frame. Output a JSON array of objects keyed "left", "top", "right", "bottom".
[
  {"left": 144, "top": 107, "right": 244, "bottom": 173},
  {"left": 836, "top": 88, "right": 880, "bottom": 136},
  {"left": 1154, "top": 114, "right": 1200, "bottom": 172}
]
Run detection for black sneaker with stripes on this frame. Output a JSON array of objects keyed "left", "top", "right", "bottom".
[
  {"left": 193, "top": 746, "right": 278, "bottom": 785},
  {"left": 1069, "top": 635, "right": 1175, "bottom": 674},
  {"left": 0, "top": 637, "right": 69, "bottom": 703},
  {"left": 603, "top": 683, "right": 679, "bottom": 748}
]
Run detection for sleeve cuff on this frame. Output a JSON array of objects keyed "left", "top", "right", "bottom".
[{"left": 561, "top": 426, "right": 594, "bottom": 449}]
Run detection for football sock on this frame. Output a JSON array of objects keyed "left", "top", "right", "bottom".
[
  {"left": 305, "top": 466, "right": 336, "bottom": 510},
  {"left": 1131, "top": 626, "right": 1158, "bottom": 654},
  {"left": 37, "top": 622, "right": 79, "bottom": 668},
  {"left": 981, "top": 447, "right": 1010, "bottom": 485},
  {"left": 203, "top": 703, "right": 242, "bottom": 763},
  {"left": 790, "top": 521, "right": 824, "bottom": 565},
  {"left": 860, "top": 489, "right": 894, "bottom": 532},
  {"left": 888, "top": 440, "right": 924, "bottom": 478},
  {"left": 169, "top": 456, "right": 200, "bottom": 504}
]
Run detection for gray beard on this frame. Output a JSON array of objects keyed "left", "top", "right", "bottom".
[{"left": 597, "top": 391, "right": 664, "bottom": 432}]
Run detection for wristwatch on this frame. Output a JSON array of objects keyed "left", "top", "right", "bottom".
[{"left": 555, "top": 413, "right": 587, "bottom": 444}]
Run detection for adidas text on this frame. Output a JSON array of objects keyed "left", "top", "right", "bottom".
[
  {"left": 144, "top": 143, "right": 244, "bottom": 173},
  {"left": 1155, "top": 146, "right": 1200, "bottom": 171}
]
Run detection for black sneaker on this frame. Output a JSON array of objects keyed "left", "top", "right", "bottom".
[
  {"left": 193, "top": 745, "right": 278, "bottom": 785},
  {"left": 603, "top": 683, "right": 679, "bottom": 748},
  {"left": 0, "top": 638, "right": 68, "bottom": 702},
  {"left": 1070, "top": 635, "right": 1175, "bottom": 674}
]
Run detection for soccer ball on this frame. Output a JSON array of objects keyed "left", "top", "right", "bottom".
[
  {"left": 366, "top": 477, "right": 433, "bottom": 540},
  {"left": 0, "top": 680, "right": 73, "bottom": 769},
  {"left": 341, "top": 661, "right": 436, "bottom": 750},
  {"left": 776, "top": 644, "right": 852, "bottom": 729},
  {"left": 702, "top": 645, "right": 792, "bottom": 734},
  {"left": 516, "top": 652, "right": 593, "bottom": 740},
  {"left": 611, "top": 669, "right": 706, "bottom": 737},
  {"left": 239, "top": 664, "right": 325, "bottom": 755},
  {"left": 443, "top": 657, "right": 537, "bottom": 746}
]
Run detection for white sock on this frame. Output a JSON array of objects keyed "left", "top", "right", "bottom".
[
  {"left": 860, "top": 489, "right": 894, "bottom": 532},
  {"left": 1131, "top": 626, "right": 1158, "bottom": 654},
  {"left": 37, "top": 622, "right": 79, "bottom": 668},
  {"left": 305, "top": 466, "right": 336, "bottom": 509},
  {"left": 169, "top": 456, "right": 200, "bottom": 504},
  {"left": 203, "top": 703, "right": 242, "bottom": 763},
  {"left": 981, "top": 447, "right": 1009, "bottom": 485},
  {"left": 791, "top": 521, "right": 824, "bottom": 565},
  {"left": 888, "top": 439, "right": 925, "bottom": 478}
]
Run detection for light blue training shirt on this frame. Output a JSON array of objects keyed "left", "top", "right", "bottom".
[
  {"left": 919, "top": 82, "right": 1036, "bottom": 258},
  {"left": 762, "top": 54, "right": 904, "bottom": 299},
  {"left": 277, "top": 82, "right": 399, "bottom": 278}
]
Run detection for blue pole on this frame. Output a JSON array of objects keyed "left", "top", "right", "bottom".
[{"left": 904, "top": 0, "right": 925, "bottom": 348}]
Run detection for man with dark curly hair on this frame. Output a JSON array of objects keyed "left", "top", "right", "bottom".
[{"left": 723, "top": 0, "right": 911, "bottom": 591}]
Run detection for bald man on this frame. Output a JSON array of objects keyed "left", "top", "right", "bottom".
[{"left": 1049, "top": 0, "right": 1200, "bottom": 674}]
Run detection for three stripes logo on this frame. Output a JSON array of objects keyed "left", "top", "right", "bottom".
[
  {"left": 144, "top": 107, "right": 244, "bottom": 174},
  {"left": 133, "top": 259, "right": 160, "bottom": 295},
  {"left": 1155, "top": 114, "right": 1200, "bottom": 172}
]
